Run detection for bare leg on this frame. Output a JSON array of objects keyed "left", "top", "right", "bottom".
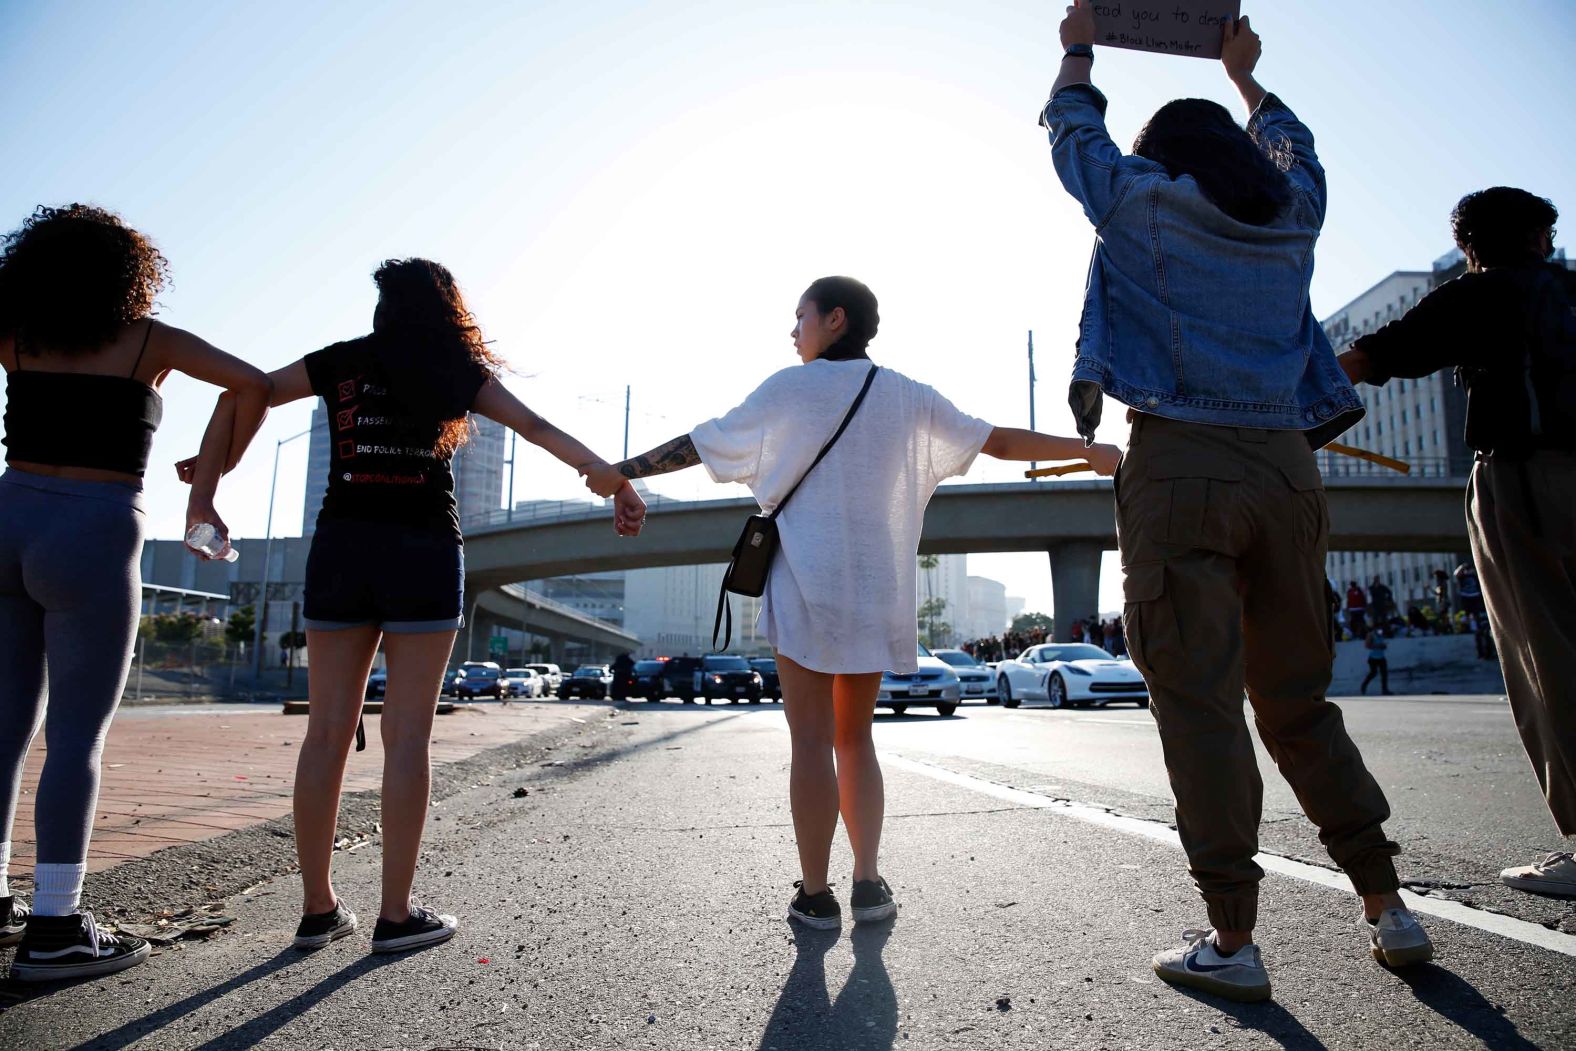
[
  {"left": 778, "top": 653, "right": 837, "bottom": 894},
  {"left": 294, "top": 626, "right": 380, "bottom": 915},
  {"left": 376, "top": 630, "right": 456, "bottom": 922},
  {"left": 832, "top": 673, "right": 885, "bottom": 882}
]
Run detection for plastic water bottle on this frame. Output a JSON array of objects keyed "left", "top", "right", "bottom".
[{"left": 185, "top": 523, "right": 238, "bottom": 562}]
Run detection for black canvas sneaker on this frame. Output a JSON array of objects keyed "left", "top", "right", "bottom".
[
  {"left": 0, "top": 896, "right": 29, "bottom": 947},
  {"left": 787, "top": 881, "right": 841, "bottom": 930},
  {"left": 293, "top": 901, "right": 358, "bottom": 950},
  {"left": 11, "top": 911, "right": 150, "bottom": 982},
  {"left": 850, "top": 876, "right": 897, "bottom": 924},
  {"left": 370, "top": 905, "right": 458, "bottom": 953}
]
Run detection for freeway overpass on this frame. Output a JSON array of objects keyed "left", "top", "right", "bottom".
[
  {"left": 463, "top": 477, "right": 1470, "bottom": 644},
  {"left": 465, "top": 583, "right": 641, "bottom": 665}
]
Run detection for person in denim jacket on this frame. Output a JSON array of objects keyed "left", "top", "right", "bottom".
[{"left": 1041, "top": 2, "right": 1431, "bottom": 1003}]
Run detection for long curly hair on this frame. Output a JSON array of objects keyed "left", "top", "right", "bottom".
[
  {"left": 370, "top": 258, "right": 505, "bottom": 458},
  {"left": 1133, "top": 99, "right": 1294, "bottom": 227},
  {"left": 0, "top": 203, "right": 169, "bottom": 355}
]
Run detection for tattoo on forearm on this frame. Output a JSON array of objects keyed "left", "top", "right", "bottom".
[{"left": 618, "top": 434, "right": 700, "bottom": 479}]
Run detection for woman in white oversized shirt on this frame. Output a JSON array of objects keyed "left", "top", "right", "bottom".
[{"left": 585, "top": 276, "right": 1119, "bottom": 928}]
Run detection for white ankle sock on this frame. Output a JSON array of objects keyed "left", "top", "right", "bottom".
[
  {"left": 32, "top": 862, "right": 88, "bottom": 917},
  {"left": 0, "top": 840, "right": 9, "bottom": 897}
]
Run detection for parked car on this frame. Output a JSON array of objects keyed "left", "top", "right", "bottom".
[
  {"left": 559, "top": 664, "right": 613, "bottom": 699},
  {"left": 878, "top": 643, "right": 962, "bottom": 716},
  {"left": 526, "top": 663, "right": 563, "bottom": 692},
  {"left": 749, "top": 658, "right": 781, "bottom": 702},
  {"left": 930, "top": 648, "right": 998, "bottom": 703},
  {"left": 994, "top": 643, "right": 1149, "bottom": 709},
  {"left": 365, "top": 669, "right": 387, "bottom": 700},
  {"left": 504, "top": 668, "right": 543, "bottom": 698},
  {"left": 441, "top": 669, "right": 465, "bottom": 697},
  {"left": 455, "top": 665, "right": 504, "bottom": 699},
  {"left": 699, "top": 654, "right": 763, "bottom": 704},
  {"left": 648, "top": 656, "right": 704, "bottom": 703}
]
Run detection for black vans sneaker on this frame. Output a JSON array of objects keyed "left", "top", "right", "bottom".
[
  {"left": 370, "top": 905, "right": 457, "bottom": 953},
  {"left": 787, "top": 881, "right": 841, "bottom": 930},
  {"left": 11, "top": 911, "right": 150, "bottom": 982},
  {"left": 0, "top": 896, "right": 29, "bottom": 947},
  {"left": 850, "top": 876, "right": 897, "bottom": 923},
  {"left": 292, "top": 901, "right": 358, "bottom": 950}
]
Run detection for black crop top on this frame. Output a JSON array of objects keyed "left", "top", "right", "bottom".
[{"left": 2, "top": 321, "right": 164, "bottom": 477}]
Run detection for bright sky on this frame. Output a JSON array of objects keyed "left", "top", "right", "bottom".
[{"left": 5, "top": 1, "right": 1573, "bottom": 620}]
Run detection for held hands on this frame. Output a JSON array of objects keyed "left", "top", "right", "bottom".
[
  {"left": 174, "top": 456, "right": 198, "bottom": 484},
  {"left": 1060, "top": 0, "right": 1096, "bottom": 49},
  {"left": 1221, "top": 15, "right": 1261, "bottom": 81},
  {"left": 1085, "top": 442, "right": 1122, "bottom": 476},
  {"left": 612, "top": 482, "right": 647, "bottom": 537},
  {"left": 582, "top": 462, "right": 626, "bottom": 499}
]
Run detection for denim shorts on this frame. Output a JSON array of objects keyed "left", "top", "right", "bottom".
[{"left": 303, "top": 518, "right": 464, "bottom": 633}]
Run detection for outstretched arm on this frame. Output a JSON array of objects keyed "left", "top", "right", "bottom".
[
  {"left": 583, "top": 433, "right": 701, "bottom": 498},
  {"left": 982, "top": 427, "right": 1122, "bottom": 475}
]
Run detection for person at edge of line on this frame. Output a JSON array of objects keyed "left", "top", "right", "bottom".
[
  {"left": 610, "top": 651, "right": 635, "bottom": 702},
  {"left": 181, "top": 258, "right": 645, "bottom": 956},
  {"left": 582, "top": 275, "right": 1121, "bottom": 932},
  {"left": 1345, "top": 580, "right": 1369, "bottom": 638},
  {"left": 0, "top": 204, "right": 272, "bottom": 982},
  {"left": 1042, "top": 1, "right": 1434, "bottom": 1003},
  {"left": 1370, "top": 576, "right": 1394, "bottom": 630},
  {"left": 1339, "top": 185, "right": 1576, "bottom": 901},
  {"left": 1361, "top": 628, "right": 1392, "bottom": 696}
]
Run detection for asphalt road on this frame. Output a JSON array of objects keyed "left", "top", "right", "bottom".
[{"left": 3, "top": 693, "right": 1573, "bottom": 1050}]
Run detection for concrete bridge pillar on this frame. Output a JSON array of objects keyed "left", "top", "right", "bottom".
[{"left": 1048, "top": 542, "right": 1103, "bottom": 642}]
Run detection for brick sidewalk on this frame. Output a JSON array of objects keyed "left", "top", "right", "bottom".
[{"left": 8, "top": 701, "right": 597, "bottom": 877}]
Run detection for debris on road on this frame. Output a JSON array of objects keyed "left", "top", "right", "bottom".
[{"left": 513, "top": 787, "right": 530, "bottom": 798}]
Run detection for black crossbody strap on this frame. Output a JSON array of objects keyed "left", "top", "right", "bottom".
[{"left": 770, "top": 364, "right": 879, "bottom": 521}]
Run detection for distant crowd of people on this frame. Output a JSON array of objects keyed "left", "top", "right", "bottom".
[
  {"left": 1330, "top": 562, "right": 1495, "bottom": 660},
  {"left": 960, "top": 612, "right": 1127, "bottom": 664}
]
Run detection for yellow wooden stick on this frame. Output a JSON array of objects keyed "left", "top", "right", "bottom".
[
  {"left": 1024, "top": 462, "right": 1094, "bottom": 479},
  {"left": 1325, "top": 442, "right": 1411, "bottom": 475}
]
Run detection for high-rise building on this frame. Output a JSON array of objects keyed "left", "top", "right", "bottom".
[
  {"left": 453, "top": 415, "right": 507, "bottom": 525},
  {"left": 964, "top": 576, "right": 1009, "bottom": 641},
  {"left": 917, "top": 554, "right": 969, "bottom": 647},
  {"left": 302, "top": 408, "right": 508, "bottom": 535},
  {"left": 301, "top": 401, "right": 331, "bottom": 535}
]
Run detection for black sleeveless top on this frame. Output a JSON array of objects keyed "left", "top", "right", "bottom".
[{"left": 3, "top": 321, "right": 165, "bottom": 477}]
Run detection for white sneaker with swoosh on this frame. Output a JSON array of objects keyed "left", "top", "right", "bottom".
[{"left": 1152, "top": 928, "right": 1271, "bottom": 1002}]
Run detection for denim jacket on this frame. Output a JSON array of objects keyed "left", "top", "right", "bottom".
[{"left": 1042, "top": 84, "right": 1363, "bottom": 448}]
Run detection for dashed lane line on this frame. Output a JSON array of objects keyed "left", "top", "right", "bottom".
[{"left": 881, "top": 750, "right": 1576, "bottom": 960}]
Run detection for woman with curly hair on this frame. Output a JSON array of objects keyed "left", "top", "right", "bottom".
[
  {"left": 257, "top": 258, "right": 645, "bottom": 954},
  {"left": 0, "top": 203, "right": 271, "bottom": 982}
]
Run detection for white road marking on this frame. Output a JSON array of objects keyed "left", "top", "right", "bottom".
[
  {"left": 881, "top": 751, "right": 1576, "bottom": 960},
  {"left": 1069, "top": 717, "right": 1152, "bottom": 727}
]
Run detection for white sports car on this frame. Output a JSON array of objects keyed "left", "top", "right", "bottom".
[{"left": 994, "top": 643, "right": 1149, "bottom": 710}]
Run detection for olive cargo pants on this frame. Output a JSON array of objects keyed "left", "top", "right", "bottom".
[
  {"left": 1117, "top": 414, "right": 1401, "bottom": 931},
  {"left": 1467, "top": 452, "right": 1576, "bottom": 837}
]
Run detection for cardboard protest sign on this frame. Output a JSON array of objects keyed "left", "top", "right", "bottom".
[{"left": 1091, "top": 2, "right": 1241, "bottom": 59}]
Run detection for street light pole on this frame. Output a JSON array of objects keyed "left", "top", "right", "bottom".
[
  {"left": 251, "top": 427, "right": 312, "bottom": 691},
  {"left": 1027, "top": 330, "right": 1038, "bottom": 475}
]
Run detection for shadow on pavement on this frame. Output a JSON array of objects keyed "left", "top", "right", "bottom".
[
  {"left": 1397, "top": 964, "right": 1541, "bottom": 1050},
  {"left": 757, "top": 920, "right": 898, "bottom": 1051},
  {"left": 1171, "top": 986, "right": 1328, "bottom": 1050},
  {"left": 67, "top": 947, "right": 307, "bottom": 1050}
]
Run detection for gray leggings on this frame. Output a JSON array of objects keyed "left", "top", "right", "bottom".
[{"left": 0, "top": 470, "right": 144, "bottom": 865}]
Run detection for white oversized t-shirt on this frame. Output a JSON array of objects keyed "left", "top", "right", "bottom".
[{"left": 690, "top": 359, "right": 993, "bottom": 674}]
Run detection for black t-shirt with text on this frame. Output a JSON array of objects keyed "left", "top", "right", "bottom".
[{"left": 304, "top": 335, "right": 486, "bottom": 537}]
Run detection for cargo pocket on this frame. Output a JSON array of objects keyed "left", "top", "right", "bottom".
[
  {"left": 1148, "top": 452, "right": 1245, "bottom": 552},
  {"left": 1121, "top": 560, "right": 1176, "bottom": 684},
  {"left": 1276, "top": 457, "right": 1330, "bottom": 554}
]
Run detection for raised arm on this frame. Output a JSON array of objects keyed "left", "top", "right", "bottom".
[
  {"left": 1222, "top": 17, "right": 1267, "bottom": 113},
  {"left": 1051, "top": 0, "right": 1095, "bottom": 95}
]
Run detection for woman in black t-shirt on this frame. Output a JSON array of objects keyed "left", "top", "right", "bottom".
[{"left": 247, "top": 259, "right": 645, "bottom": 953}]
